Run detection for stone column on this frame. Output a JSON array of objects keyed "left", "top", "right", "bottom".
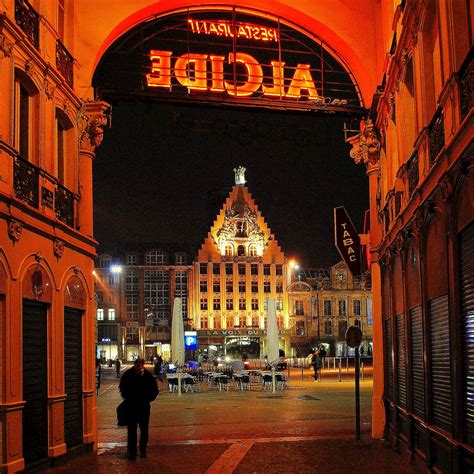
[
  {"left": 348, "top": 119, "right": 385, "bottom": 438},
  {"left": 78, "top": 101, "right": 110, "bottom": 237}
]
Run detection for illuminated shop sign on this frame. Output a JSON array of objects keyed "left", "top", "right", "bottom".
[
  {"left": 94, "top": 8, "right": 363, "bottom": 113},
  {"left": 334, "top": 206, "right": 361, "bottom": 276},
  {"left": 184, "top": 331, "right": 198, "bottom": 350}
]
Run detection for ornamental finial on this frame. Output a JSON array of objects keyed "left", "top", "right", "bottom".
[{"left": 233, "top": 166, "right": 246, "bottom": 185}]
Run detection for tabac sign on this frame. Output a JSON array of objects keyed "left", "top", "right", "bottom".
[
  {"left": 94, "top": 8, "right": 364, "bottom": 113},
  {"left": 334, "top": 206, "right": 361, "bottom": 276}
]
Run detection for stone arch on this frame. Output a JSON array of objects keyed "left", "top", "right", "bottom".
[
  {"left": 18, "top": 255, "right": 57, "bottom": 303},
  {"left": 287, "top": 281, "right": 313, "bottom": 292},
  {"left": 59, "top": 267, "right": 93, "bottom": 304},
  {"left": 81, "top": 1, "right": 375, "bottom": 105}
]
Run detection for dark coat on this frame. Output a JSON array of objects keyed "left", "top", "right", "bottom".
[{"left": 119, "top": 367, "right": 159, "bottom": 420}]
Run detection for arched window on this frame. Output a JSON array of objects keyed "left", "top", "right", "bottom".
[
  {"left": 225, "top": 244, "right": 233, "bottom": 256},
  {"left": 200, "top": 314, "right": 208, "bottom": 329},
  {"left": 248, "top": 245, "right": 257, "bottom": 257},
  {"left": 55, "top": 108, "right": 74, "bottom": 187},
  {"left": 237, "top": 245, "right": 245, "bottom": 256}
]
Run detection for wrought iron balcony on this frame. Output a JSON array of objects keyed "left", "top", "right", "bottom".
[
  {"left": 428, "top": 108, "right": 445, "bottom": 167},
  {"left": 56, "top": 40, "right": 74, "bottom": 87},
  {"left": 15, "top": 0, "right": 40, "bottom": 48},
  {"left": 458, "top": 51, "right": 473, "bottom": 122},
  {"left": 55, "top": 183, "right": 75, "bottom": 228},
  {"left": 14, "top": 155, "right": 39, "bottom": 207},
  {"left": 407, "top": 151, "right": 419, "bottom": 197}
]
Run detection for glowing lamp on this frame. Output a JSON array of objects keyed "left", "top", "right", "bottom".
[{"left": 110, "top": 265, "right": 122, "bottom": 274}]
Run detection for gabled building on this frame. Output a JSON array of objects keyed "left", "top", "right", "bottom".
[{"left": 191, "top": 167, "right": 291, "bottom": 360}]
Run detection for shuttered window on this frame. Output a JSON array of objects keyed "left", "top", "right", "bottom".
[
  {"left": 396, "top": 313, "right": 407, "bottom": 408},
  {"left": 384, "top": 318, "right": 394, "bottom": 400},
  {"left": 410, "top": 305, "right": 425, "bottom": 418},
  {"left": 429, "top": 294, "right": 452, "bottom": 432},
  {"left": 460, "top": 223, "right": 474, "bottom": 443}
]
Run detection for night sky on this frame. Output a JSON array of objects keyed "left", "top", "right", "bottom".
[{"left": 93, "top": 101, "right": 369, "bottom": 267}]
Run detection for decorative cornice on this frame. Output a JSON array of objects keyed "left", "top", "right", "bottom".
[{"left": 79, "top": 101, "right": 111, "bottom": 154}]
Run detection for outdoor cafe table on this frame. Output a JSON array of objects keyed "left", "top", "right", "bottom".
[
  {"left": 205, "top": 372, "right": 230, "bottom": 391},
  {"left": 166, "top": 373, "right": 195, "bottom": 392}
]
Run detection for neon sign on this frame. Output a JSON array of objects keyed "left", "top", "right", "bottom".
[
  {"left": 188, "top": 19, "right": 278, "bottom": 42},
  {"left": 147, "top": 50, "right": 320, "bottom": 99}
]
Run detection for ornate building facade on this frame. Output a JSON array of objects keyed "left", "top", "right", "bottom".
[
  {"left": 192, "top": 167, "right": 291, "bottom": 360},
  {"left": 94, "top": 244, "right": 192, "bottom": 362},
  {"left": 288, "top": 262, "right": 373, "bottom": 357}
]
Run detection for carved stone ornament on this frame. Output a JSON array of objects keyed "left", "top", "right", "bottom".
[
  {"left": 348, "top": 119, "right": 381, "bottom": 167},
  {"left": 234, "top": 166, "right": 246, "bottom": 185},
  {"left": 73, "top": 266, "right": 80, "bottom": 275},
  {"left": 79, "top": 102, "right": 111, "bottom": 153},
  {"left": 53, "top": 239, "right": 65, "bottom": 259},
  {"left": 0, "top": 34, "right": 14, "bottom": 59},
  {"left": 34, "top": 252, "right": 43, "bottom": 263},
  {"left": 44, "top": 79, "right": 55, "bottom": 100},
  {"left": 25, "top": 59, "right": 35, "bottom": 77},
  {"left": 400, "top": 48, "right": 409, "bottom": 65},
  {"left": 8, "top": 220, "right": 23, "bottom": 242},
  {"left": 438, "top": 175, "right": 453, "bottom": 203}
]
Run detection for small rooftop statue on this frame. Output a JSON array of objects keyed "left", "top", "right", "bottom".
[{"left": 234, "top": 166, "right": 246, "bottom": 185}]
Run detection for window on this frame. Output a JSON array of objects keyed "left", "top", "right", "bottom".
[
  {"left": 296, "top": 320, "right": 305, "bottom": 336},
  {"left": 213, "top": 264, "right": 220, "bottom": 275},
  {"left": 248, "top": 245, "right": 257, "bottom": 257},
  {"left": 175, "top": 254, "right": 186, "bottom": 265},
  {"left": 200, "top": 314, "right": 208, "bottom": 329},
  {"left": 251, "top": 298, "right": 258, "bottom": 311},
  {"left": 143, "top": 270, "right": 170, "bottom": 320},
  {"left": 276, "top": 265, "right": 283, "bottom": 276},
  {"left": 276, "top": 283, "right": 283, "bottom": 293},
  {"left": 145, "top": 250, "right": 166, "bottom": 265},
  {"left": 213, "top": 283, "right": 220, "bottom": 293},
  {"left": 367, "top": 298, "right": 373, "bottom": 325},
  {"left": 108, "top": 274, "right": 115, "bottom": 286},
  {"left": 108, "top": 308, "right": 115, "bottom": 321},
  {"left": 325, "top": 320, "right": 333, "bottom": 335},
  {"left": 226, "top": 282, "right": 233, "bottom": 293},
  {"left": 225, "top": 263, "right": 233, "bottom": 275},
  {"left": 200, "top": 281, "right": 208, "bottom": 293},
  {"left": 251, "top": 281, "right": 258, "bottom": 293},
  {"left": 251, "top": 264, "right": 258, "bottom": 275},
  {"left": 200, "top": 263, "right": 208, "bottom": 275},
  {"left": 213, "top": 299, "right": 220, "bottom": 311},
  {"left": 200, "top": 298, "right": 208, "bottom": 311},
  {"left": 96, "top": 308, "right": 104, "bottom": 321},
  {"left": 338, "top": 300, "right": 347, "bottom": 316},
  {"left": 55, "top": 111, "right": 66, "bottom": 184},
  {"left": 239, "top": 314, "right": 247, "bottom": 327},
  {"left": 175, "top": 270, "right": 189, "bottom": 319},
  {"left": 239, "top": 298, "right": 246, "bottom": 310},
  {"left": 264, "top": 282, "right": 271, "bottom": 293},
  {"left": 295, "top": 300, "right": 304, "bottom": 316},
  {"left": 238, "top": 264, "right": 246, "bottom": 275},
  {"left": 226, "top": 298, "right": 233, "bottom": 310},
  {"left": 324, "top": 300, "right": 332, "bottom": 316},
  {"left": 238, "top": 281, "right": 246, "bottom": 293},
  {"left": 276, "top": 299, "right": 283, "bottom": 311},
  {"left": 126, "top": 254, "right": 137, "bottom": 264},
  {"left": 237, "top": 245, "right": 245, "bottom": 256},
  {"left": 18, "top": 82, "right": 30, "bottom": 159},
  {"left": 213, "top": 315, "right": 221, "bottom": 329},
  {"left": 355, "top": 319, "right": 361, "bottom": 328},
  {"left": 353, "top": 300, "right": 361, "bottom": 316},
  {"left": 263, "top": 264, "right": 271, "bottom": 275},
  {"left": 224, "top": 245, "right": 233, "bottom": 256},
  {"left": 98, "top": 257, "right": 110, "bottom": 268},
  {"left": 252, "top": 314, "right": 259, "bottom": 327}
]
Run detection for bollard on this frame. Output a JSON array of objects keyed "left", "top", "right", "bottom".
[
  {"left": 346, "top": 357, "right": 349, "bottom": 372},
  {"left": 338, "top": 359, "right": 342, "bottom": 382},
  {"left": 361, "top": 362, "right": 365, "bottom": 381},
  {"left": 301, "top": 363, "right": 304, "bottom": 380}
]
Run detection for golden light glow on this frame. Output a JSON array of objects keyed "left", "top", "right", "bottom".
[
  {"left": 289, "top": 259, "right": 298, "bottom": 269},
  {"left": 146, "top": 50, "right": 172, "bottom": 88},
  {"left": 224, "top": 53, "right": 263, "bottom": 97},
  {"left": 188, "top": 19, "right": 278, "bottom": 42},
  {"left": 174, "top": 53, "right": 208, "bottom": 90}
]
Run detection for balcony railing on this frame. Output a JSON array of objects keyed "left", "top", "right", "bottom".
[
  {"left": 458, "top": 50, "right": 473, "bottom": 122},
  {"left": 428, "top": 108, "right": 445, "bottom": 167},
  {"left": 407, "top": 151, "right": 419, "bottom": 197},
  {"left": 14, "top": 155, "right": 39, "bottom": 207},
  {"left": 15, "top": 0, "right": 40, "bottom": 48},
  {"left": 56, "top": 40, "right": 74, "bottom": 87},
  {"left": 13, "top": 154, "right": 78, "bottom": 229}
]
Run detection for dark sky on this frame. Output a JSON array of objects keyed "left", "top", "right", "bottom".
[{"left": 93, "top": 101, "right": 368, "bottom": 267}]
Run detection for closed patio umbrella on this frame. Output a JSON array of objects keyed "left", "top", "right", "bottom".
[
  {"left": 171, "top": 297, "right": 185, "bottom": 366},
  {"left": 266, "top": 297, "right": 279, "bottom": 365}
]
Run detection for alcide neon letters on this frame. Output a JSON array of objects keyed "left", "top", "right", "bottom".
[{"left": 146, "top": 50, "right": 319, "bottom": 99}]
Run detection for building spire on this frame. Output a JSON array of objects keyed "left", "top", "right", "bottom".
[{"left": 233, "top": 166, "right": 246, "bottom": 186}]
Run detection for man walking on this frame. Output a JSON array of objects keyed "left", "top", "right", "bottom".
[
  {"left": 310, "top": 348, "right": 321, "bottom": 382},
  {"left": 119, "top": 357, "right": 159, "bottom": 460}
]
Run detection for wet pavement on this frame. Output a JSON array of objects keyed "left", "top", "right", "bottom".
[{"left": 41, "top": 365, "right": 417, "bottom": 473}]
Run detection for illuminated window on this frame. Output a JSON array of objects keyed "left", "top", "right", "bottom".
[
  {"left": 367, "top": 299, "right": 373, "bottom": 325},
  {"left": 213, "top": 299, "right": 220, "bottom": 310},
  {"left": 264, "top": 282, "right": 271, "bottom": 293},
  {"left": 108, "top": 308, "right": 115, "bottom": 321},
  {"left": 276, "top": 284, "right": 283, "bottom": 293},
  {"left": 214, "top": 315, "right": 221, "bottom": 329},
  {"left": 200, "top": 299, "right": 208, "bottom": 310},
  {"left": 251, "top": 299, "right": 258, "bottom": 311},
  {"left": 252, "top": 315, "right": 259, "bottom": 327},
  {"left": 108, "top": 274, "right": 115, "bottom": 286},
  {"left": 295, "top": 300, "right": 304, "bottom": 316},
  {"left": 338, "top": 300, "right": 347, "bottom": 316},
  {"left": 251, "top": 264, "right": 258, "bottom": 275},
  {"left": 96, "top": 308, "right": 104, "bottom": 321},
  {"left": 225, "top": 245, "right": 233, "bottom": 256},
  {"left": 325, "top": 320, "right": 333, "bottom": 335},
  {"left": 296, "top": 320, "right": 305, "bottom": 336},
  {"left": 276, "top": 299, "right": 283, "bottom": 311},
  {"left": 200, "top": 314, "right": 208, "bottom": 329},
  {"left": 248, "top": 245, "right": 257, "bottom": 257},
  {"left": 251, "top": 281, "right": 258, "bottom": 293},
  {"left": 145, "top": 250, "right": 166, "bottom": 265},
  {"left": 353, "top": 300, "right": 361, "bottom": 316},
  {"left": 239, "top": 298, "right": 246, "bottom": 310},
  {"left": 200, "top": 263, "right": 208, "bottom": 274},
  {"left": 226, "top": 298, "right": 233, "bottom": 310},
  {"left": 237, "top": 245, "right": 245, "bottom": 256},
  {"left": 324, "top": 300, "right": 332, "bottom": 316},
  {"left": 200, "top": 281, "right": 207, "bottom": 293}
]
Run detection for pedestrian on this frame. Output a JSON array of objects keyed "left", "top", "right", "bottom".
[
  {"left": 154, "top": 354, "right": 163, "bottom": 381},
  {"left": 197, "top": 352, "right": 203, "bottom": 367},
  {"left": 310, "top": 349, "right": 321, "bottom": 381},
  {"left": 360, "top": 345, "right": 365, "bottom": 357},
  {"left": 319, "top": 345, "right": 326, "bottom": 366},
  {"left": 115, "top": 358, "right": 121, "bottom": 378},
  {"left": 119, "top": 357, "right": 159, "bottom": 460}
]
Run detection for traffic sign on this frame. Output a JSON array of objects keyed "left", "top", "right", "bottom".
[{"left": 345, "top": 325, "right": 363, "bottom": 348}]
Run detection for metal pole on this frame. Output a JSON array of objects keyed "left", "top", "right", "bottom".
[
  {"left": 301, "top": 362, "right": 304, "bottom": 380},
  {"left": 361, "top": 362, "right": 365, "bottom": 381},
  {"left": 272, "top": 367, "right": 276, "bottom": 393},
  {"left": 346, "top": 357, "right": 349, "bottom": 372},
  {"left": 178, "top": 371, "right": 182, "bottom": 396},
  {"left": 338, "top": 358, "right": 342, "bottom": 382},
  {"left": 355, "top": 346, "right": 360, "bottom": 440},
  {"left": 334, "top": 357, "right": 336, "bottom": 371}
]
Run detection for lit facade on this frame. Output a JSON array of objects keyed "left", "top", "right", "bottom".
[
  {"left": 192, "top": 168, "right": 291, "bottom": 359},
  {"left": 288, "top": 262, "right": 373, "bottom": 357},
  {"left": 94, "top": 245, "right": 192, "bottom": 362}
]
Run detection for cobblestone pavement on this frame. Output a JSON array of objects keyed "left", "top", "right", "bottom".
[{"left": 41, "top": 366, "right": 417, "bottom": 473}]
